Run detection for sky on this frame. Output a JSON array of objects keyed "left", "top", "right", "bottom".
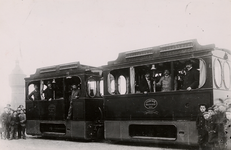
[{"left": 0, "top": 0, "right": 231, "bottom": 107}]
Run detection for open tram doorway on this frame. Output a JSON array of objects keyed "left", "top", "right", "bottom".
[{"left": 64, "top": 76, "right": 81, "bottom": 119}]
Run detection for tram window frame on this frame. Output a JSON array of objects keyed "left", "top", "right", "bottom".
[
  {"left": 107, "top": 73, "right": 116, "bottom": 95},
  {"left": 100, "top": 78, "right": 104, "bottom": 96},
  {"left": 87, "top": 77, "right": 97, "bottom": 98},
  {"left": 27, "top": 81, "right": 41, "bottom": 100},
  {"left": 118, "top": 75, "right": 127, "bottom": 95},
  {"left": 214, "top": 58, "right": 222, "bottom": 88},
  {"left": 223, "top": 61, "right": 231, "bottom": 89}
]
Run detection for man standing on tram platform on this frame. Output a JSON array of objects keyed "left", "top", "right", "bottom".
[
  {"left": 67, "top": 84, "right": 80, "bottom": 120},
  {"left": 182, "top": 60, "right": 199, "bottom": 91}
]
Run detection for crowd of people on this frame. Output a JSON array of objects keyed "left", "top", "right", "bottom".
[
  {"left": 0, "top": 104, "right": 26, "bottom": 140},
  {"left": 196, "top": 98, "right": 231, "bottom": 150}
]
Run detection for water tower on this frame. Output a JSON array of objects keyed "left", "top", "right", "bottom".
[{"left": 9, "top": 60, "right": 26, "bottom": 109}]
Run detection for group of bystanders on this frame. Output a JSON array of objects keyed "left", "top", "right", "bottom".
[{"left": 0, "top": 104, "right": 26, "bottom": 140}]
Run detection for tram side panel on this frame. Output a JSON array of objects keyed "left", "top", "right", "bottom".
[{"left": 104, "top": 90, "right": 213, "bottom": 145}]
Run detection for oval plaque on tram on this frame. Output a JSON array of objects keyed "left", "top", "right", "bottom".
[{"left": 144, "top": 98, "right": 158, "bottom": 109}]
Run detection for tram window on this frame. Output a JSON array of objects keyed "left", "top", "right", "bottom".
[
  {"left": 118, "top": 75, "right": 126, "bottom": 94},
  {"left": 214, "top": 59, "right": 222, "bottom": 88},
  {"left": 223, "top": 62, "right": 231, "bottom": 89},
  {"left": 87, "top": 78, "right": 97, "bottom": 97},
  {"left": 108, "top": 73, "right": 115, "bottom": 95},
  {"left": 65, "top": 76, "right": 81, "bottom": 97},
  {"left": 41, "top": 78, "right": 64, "bottom": 100},
  {"left": 100, "top": 78, "right": 104, "bottom": 96},
  {"left": 198, "top": 59, "right": 206, "bottom": 88},
  {"left": 134, "top": 62, "right": 171, "bottom": 93},
  {"left": 174, "top": 59, "right": 201, "bottom": 90},
  {"left": 28, "top": 81, "right": 41, "bottom": 100}
]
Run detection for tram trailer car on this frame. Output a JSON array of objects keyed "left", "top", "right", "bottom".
[
  {"left": 102, "top": 39, "right": 231, "bottom": 146},
  {"left": 25, "top": 62, "right": 104, "bottom": 140}
]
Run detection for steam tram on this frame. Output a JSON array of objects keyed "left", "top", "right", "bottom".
[
  {"left": 25, "top": 39, "right": 231, "bottom": 145},
  {"left": 103, "top": 39, "right": 231, "bottom": 145},
  {"left": 25, "top": 62, "right": 104, "bottom": 140}
]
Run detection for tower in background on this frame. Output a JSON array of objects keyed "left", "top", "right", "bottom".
[{"left": 9, "top": 60, "right": 26, "bottom": 109}]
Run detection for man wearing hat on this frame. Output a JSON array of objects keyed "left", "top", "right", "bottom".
[
  {"left": 67, "top": 84, "right": 80, "bottom": 120},
  {"left": 139, "top": 72, "right": 154, "bottom": 93},
  {"left": 43, "top": 81, "right": 54, "bottom": 101},
  {"left": 182, "top": 60, "right": 199, "bottom": 90}
]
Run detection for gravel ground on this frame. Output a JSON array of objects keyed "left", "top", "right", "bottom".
[{"left": 0, "top": 136, "right": 196, "bottom": 150}]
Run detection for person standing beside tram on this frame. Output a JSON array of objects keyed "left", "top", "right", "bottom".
[
  {"left": 182, "top": 61, "right": 199, "bottom": 91},
  {"left": 67, "top": 84, "right": 80, "bottom": 120},
  {"left": 196, "top": 104, "right": 208, "bottom": 150}
]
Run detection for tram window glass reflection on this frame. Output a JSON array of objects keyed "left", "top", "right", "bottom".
[
  {"left": 108, "top": 73, "right": 115, "bottom": 95},
  {"left": 100, "top": 78, "right": 104, "bottom": 96},
  {"left": 214, "top": 59, "right": 222, "bottom": 88},
  {"left": 87, "top": 78, "right": 96, "bottom": 97},
  {"left": 118, "top": 75, "right": 126, "bottom": 94},
  {"left": 224, "top": 62, "right": 231, "bottom": 89}
]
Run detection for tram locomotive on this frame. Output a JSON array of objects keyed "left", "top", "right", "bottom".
[{"left": 25, "top": 39, "right": 231, "bottom": 145}]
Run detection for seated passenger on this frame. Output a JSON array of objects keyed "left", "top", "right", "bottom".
[
  {"left": 139, "top": 72, "right": 154, "bottom": 93},
  {"left": 182, "top": 61, "right": 199, "bottom": 91},
  {"left": 43, "top": 81, "right": 53, "bottom": 101},
  {"left": 28, "top": 84, "right": 41, "bottom": 100},
  {"left": 156, "top": 69, "right": 172, "bottom": 92}
]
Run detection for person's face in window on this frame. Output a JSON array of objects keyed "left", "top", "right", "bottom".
[
  {"left": 164, "top": 70, "right": 170, "bottom": 76},
  {"left": 72, "top": 85, "right": 77, "bottom": 91},
  {"left": 48, "top": 83, "right": 52, "bottom": 88},
  {"left": 186, "top": 63, "right": 192, "bottom": 70},
  {"left": 34, "top": 85, "right": 38, "bottom": 90}
]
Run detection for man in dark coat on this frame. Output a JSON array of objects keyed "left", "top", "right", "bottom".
[
  {"left": 139, "top": 72, "right": 154, "bottom": 93},
  {"left": 43, "top": 81, "right": 54, "bottom": 101},
  {"left": 182, "top": 61, "right": 199, "bottom": 90}
]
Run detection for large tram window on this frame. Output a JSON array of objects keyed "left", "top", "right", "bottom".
[
  {"left": 118, "top": 75, "right": 126, "bottom": 94},
  {"left": 100, "top": 78, "right": 104, "bottom": 96},
  {"left": 27, "top": 81, "right": 41, "bottom": 100},
  {"left": 224, "top": 61, "right": 231, "bottom": 89},
  {"left": 108, "top": 73, "right": 115, "bottom": 95},
  {"left": 87, "top": 78, "right": 96, "bottom": 97},
  {"left": 214, "top": 59, "right": 222, "bottom": 88},
  {"left": 41, "top": 78, "right": 64, "bottom": 100}
]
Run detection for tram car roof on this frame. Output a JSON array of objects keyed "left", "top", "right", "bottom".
[
  {"left": 106, "top": 39, "right": 231, "bottom": 68},
  {"left": 25, "top": 61, "right": 102, "bottom": 80}
]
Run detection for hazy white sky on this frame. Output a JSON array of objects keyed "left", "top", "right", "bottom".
[{"left": 0, "top": 0, "right": 231, "bottom": 107}]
